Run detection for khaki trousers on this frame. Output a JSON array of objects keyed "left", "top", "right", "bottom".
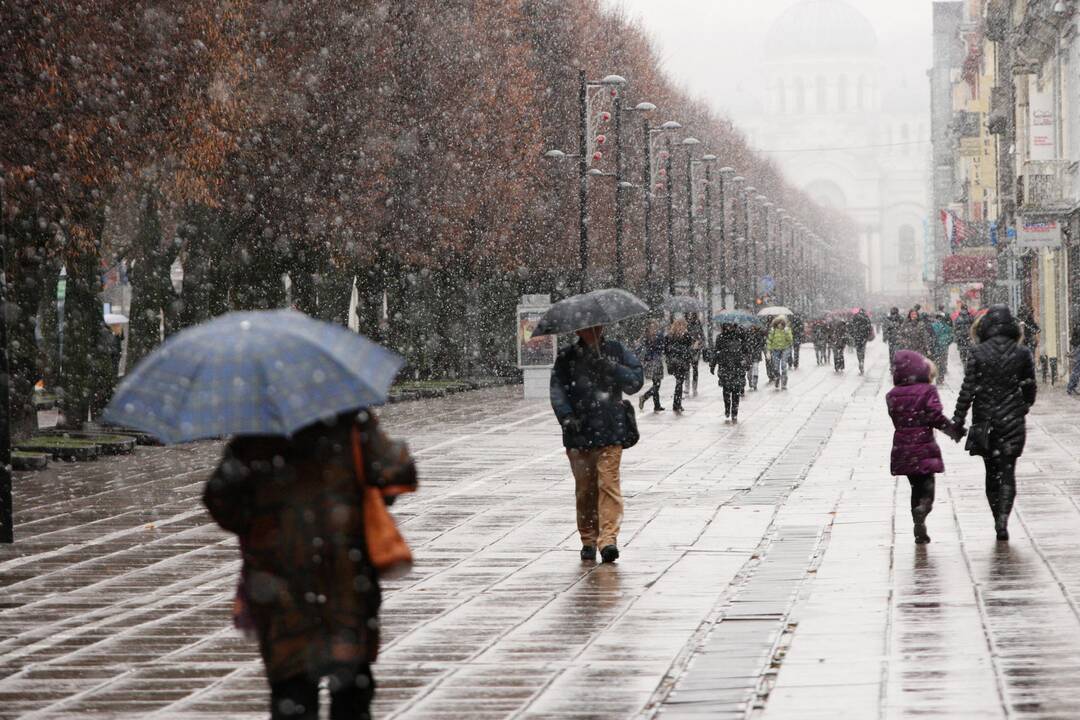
[{"left": 566, "top": 446, "right": 624, "bottom": 549}]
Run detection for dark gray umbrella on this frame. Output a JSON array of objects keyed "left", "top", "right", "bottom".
[
  {"left": 533, "top": 288, "right": 649, "bottom": 336},
  {"left": 662, "top": 295, "right": 702, "bottom": 314}
]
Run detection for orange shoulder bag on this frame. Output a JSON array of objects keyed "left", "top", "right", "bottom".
[{"left": 351, "top": 426, "right": 414, "bottom": 579}]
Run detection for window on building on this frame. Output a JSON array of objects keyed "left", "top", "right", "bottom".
[
  {"left": 777, "top": 78, "right": 786, "bottom": 113},
  {"left": 794, "top": 77, "right": 805, "bottom": 113},
  {"left": 838, "top": 75, "right": 848, "bottom": 112},
  {"left": 856, "top": 76, "right": 866, "bottom": 110},
  {"left": 816, "top": 75, "right": 827, "bottom": 112},
  {"left": 898, "top": 225, "right": 916, "bottom": 264}
]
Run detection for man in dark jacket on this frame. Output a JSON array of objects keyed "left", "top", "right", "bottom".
[
  {"left": 952, "top": 305, "right": 1037, "bottom": 541},
  {"left": 884, "top": 307, "right": 902, "bottom": 366},
  {"left": 710, "top": 322, "right": 749, "bottom": 423},
  {"left": 790, "top": 313, "right": 805, "bottom": 370},
  {"left": 551, "top": 325, "right": 644, "bottom": 563},
  {"left": 849, "top": 309, "right": 873, "bottom": 375}
]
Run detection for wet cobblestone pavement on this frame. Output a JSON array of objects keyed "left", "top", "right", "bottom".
[{"left": 3, "top": 343, "right": 1080, "bottom": 719}]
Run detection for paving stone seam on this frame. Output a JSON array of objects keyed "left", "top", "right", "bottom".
[
  {"left": 747, "top": 511, "right": 839, "bottom": 717},
  {"left": 642, "top": 388, "right": 852, "bottom": 718},
  {"left": 0, "top": 553, "right": 237, "bottom": 665},
  {"left": 944, "top": 486, "right": 1010, "bottom": 717},
  {"left": 0, "top": 509, "right": 213, "bottom": 579}
]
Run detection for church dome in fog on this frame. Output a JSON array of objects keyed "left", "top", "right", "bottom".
[{"left": 767, "top": 0, "right": 879, "bottom": 59}]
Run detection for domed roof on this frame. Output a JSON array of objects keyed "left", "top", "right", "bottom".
[{"left": 767, "top": 0, "right": 878, "bottom": 59}]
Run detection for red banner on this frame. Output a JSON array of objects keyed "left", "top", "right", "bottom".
[{"left": 942, "top": 254, "right": 997, "bottom": 283}]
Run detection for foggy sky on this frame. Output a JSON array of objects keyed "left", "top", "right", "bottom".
[{"left": 603, "top": 0, "right": 934, "bottom": 137}]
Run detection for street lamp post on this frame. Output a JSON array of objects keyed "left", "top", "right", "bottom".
[
  {"left": 755, "top": 195, "right": 768, "bottom": 305},
  {"left": 613, "top": 100, "right": 655, "bottom": 287},
  {"left": 718, "top": 168, "right": 735, "bottom": 310},
  {"left": 641, "top": 119, "right": 680, "bottom": 308},
  {"left": 743, "top": 187, "right": 756, "bottom": 305},
  {"left": 730, "top": 176, "right": 745, "bottom": 307},
  {"left": 680, "top": 136, "right": 701, "bottom": 296},
  {"left": 547, "top": 71, "right": 626, "bottom": 294},
  {"left": 699, "top": 153, "right": 717, "bottom": 345},
  {"left": 775, "top": 209, "right": 787, "bottom": 305},
  {"left": 664, "top": 137, "right": 676, "bottom": 296}
]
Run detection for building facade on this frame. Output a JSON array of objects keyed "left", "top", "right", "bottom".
[{"left": 934, "top": 0, "right": 1079, "bottom": 381}]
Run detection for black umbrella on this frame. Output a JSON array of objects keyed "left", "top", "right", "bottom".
[
  {"left": 662, "top": 295, "right": 702, "bottom": 314},
  {"left": 533, "top": 288, "right": 650, "bottom": 336}
]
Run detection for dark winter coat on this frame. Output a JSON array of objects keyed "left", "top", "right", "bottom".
[
  {"left": 637, "top": 331, "right": 666, "bottom": 381},
  {"left": 830, "top": 321, "right": 848, "bottom": 350},
  {"left": 883, "top": 312, "right": 902, "bottom": 346},
  {"left": 203, "top": 414, "right": 416, "bottom": 683},
  {"left": 954, "top": 311, "right": 974, "bottom": 349},
  {"left": 551, "top": 338, "right": 644, "bottom": 449},
  {"left": 710, "top": 327, "right": 748, "bottom": 387},
  {"left": 953, "top": 305, "right": 1037, "bottom": 458},
  {"left": 664, "top": 332, "right": 695, "bottom": 376},
  {"left": 687, "top": 316, "right": 706, "bottom": 361},
  {"left": 745, "top": 326, "right": 767, "bottom": 364},
  {"left": 896, "top": 317, "right": 934, "bottom": 358},
  {"left": 849, "top": 312, "right": 873, "bottom": 344},
  {"left": 886, "top": 351, "right": 960, "bottom": 475},
  {"left": 790, "top": 314, "right": 805, "bottom": 344}
]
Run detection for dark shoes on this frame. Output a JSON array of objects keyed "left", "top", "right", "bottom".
[
  {"left": 654, "top": 406, "right": 666, "bottom": 412},
  {"left": 995, "top": 517, "right": 1009, "bottom": 541},
  {"left": 600, "top": 545, "right": 620, "bottom": 563},
  {"left": 914, "top": 523, "right": 930, "bottom": 544},
  {"left": 580, "top": 545, "right": 596, "bottom": 561}
]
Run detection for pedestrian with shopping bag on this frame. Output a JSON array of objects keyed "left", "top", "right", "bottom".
[
  {"left": 886, "top": 350, "right": 965, "bottom": 544},
  {"left": 103, "top": 310, "right": 415, "bottom": 720},
  {"left": 538, "top": 289, "right": 647, "bottom": 564}
]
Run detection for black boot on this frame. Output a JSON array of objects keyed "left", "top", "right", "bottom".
[
  {"left": 994, "top": 515, "right": 1009, "bottom": 542},
  {"left": 912, "top": 504, "right": 931, "bottom": 544}
]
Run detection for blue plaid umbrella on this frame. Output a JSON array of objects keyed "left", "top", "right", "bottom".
[
  {"left": 102, "top": 310, "right": 403, "bottom": 444},
  {"left": 712, "top": 310, "right": 759, "bottom": 327}
]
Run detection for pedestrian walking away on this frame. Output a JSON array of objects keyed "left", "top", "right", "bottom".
[
  {"left": 930, "top": 312, "right": 954, "bottom": 384},
  {"left": 686, "top": 312, "right": 706, "bottom": 397},
  {"left": 952, "top": 305, "right": 1037, "bottom": 541},
  {"left": 744, "top": 323, "right": 767, "bottom": 392},
  {"left": 884, "top": 307, "right": 902, "bottom": 366},
  {"left": 710, "top": 321, "right": 749, "bottom": 423},
  {"left": 886, "top": 351, "right": 965, "bottom": 544},
  {"left": 811, "top": 319, "right": 829, "bottom": 366},
  {"left": 551, "top": 324, "right": 644, "bottom": 563},
  {"left": 849, "top": 309, "right": 874, "bottom": 375},
  {"left": 204, "top": 411, "right": 418, "bottom": 720},
  {"left": 664, "top": 318, "right": 694, "bottom": 412},
  {"left": 766, "top": 316, "right": 794, "bottom": 390},
  {"left": 954, "top": 304, "right": 975, "bottom": 368},
  {"left": 830, "top": 317, "right": 848, "bottom": 372},
  {"left": 636, "top": 319, "right": 667, "bottom": 412},
  {"left": 790, "top": 313, "right": 805, "bottom": 370}
]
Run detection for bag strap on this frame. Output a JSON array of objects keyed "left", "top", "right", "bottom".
[{"left": 350, "top": 425, "right": 367, "bottom": 490}]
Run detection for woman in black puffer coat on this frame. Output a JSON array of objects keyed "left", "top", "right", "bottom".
[{"left": 952, "top": 305, "right": 1037, "bottom": 541}]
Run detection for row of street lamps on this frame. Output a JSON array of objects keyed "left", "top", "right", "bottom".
[{"left": 544, "top": 69, "right": 846, "bottom": 324}]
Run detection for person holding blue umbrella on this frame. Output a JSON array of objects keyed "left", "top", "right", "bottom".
[{"left": 105, "top": 310, "right": 417, "bottom": 720}]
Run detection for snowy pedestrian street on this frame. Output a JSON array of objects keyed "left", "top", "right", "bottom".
[{"left": 3, "top": 343, "right": 1080, "bottom": 719}]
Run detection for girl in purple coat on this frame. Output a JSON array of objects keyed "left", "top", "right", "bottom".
[{"left": 886, "top": 350, "right": 965, "bottom": 543}]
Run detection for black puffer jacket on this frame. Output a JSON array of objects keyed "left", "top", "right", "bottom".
[
  {"left": 710, "top": 326, "right": 748, "bottom": 387},
  {"left": 952, "top": 305, "right": 1037, "bottom": 458},
  {"left": 551, "top": 338, "right": 644, "bottom": 449}
]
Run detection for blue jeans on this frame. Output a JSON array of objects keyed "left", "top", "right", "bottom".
[{"left": 770, "top": 349, "right": 788, "bottom": 387}]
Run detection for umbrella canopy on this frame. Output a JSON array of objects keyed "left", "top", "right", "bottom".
[
  {"left": 533, "top": 288, "right": 649, "bottom": 336},
  {"left": 757, "top": 305, "right": 793, "bottom": 317},
  {"left": 102, "top": 310, "right": 403, "bottom": 444},
  {"left": 661, "top": 295, "right": 702, "bottom": 314},
  {"left": 104, "top": 312, "right": 129, "bottom": 325},
  {"left": 713, "top": 310, "right": 759, "bottom": 327}
]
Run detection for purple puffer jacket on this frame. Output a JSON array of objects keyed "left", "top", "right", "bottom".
[{"left": 885, "top": 350, "right": 959, "bottom": 476}]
